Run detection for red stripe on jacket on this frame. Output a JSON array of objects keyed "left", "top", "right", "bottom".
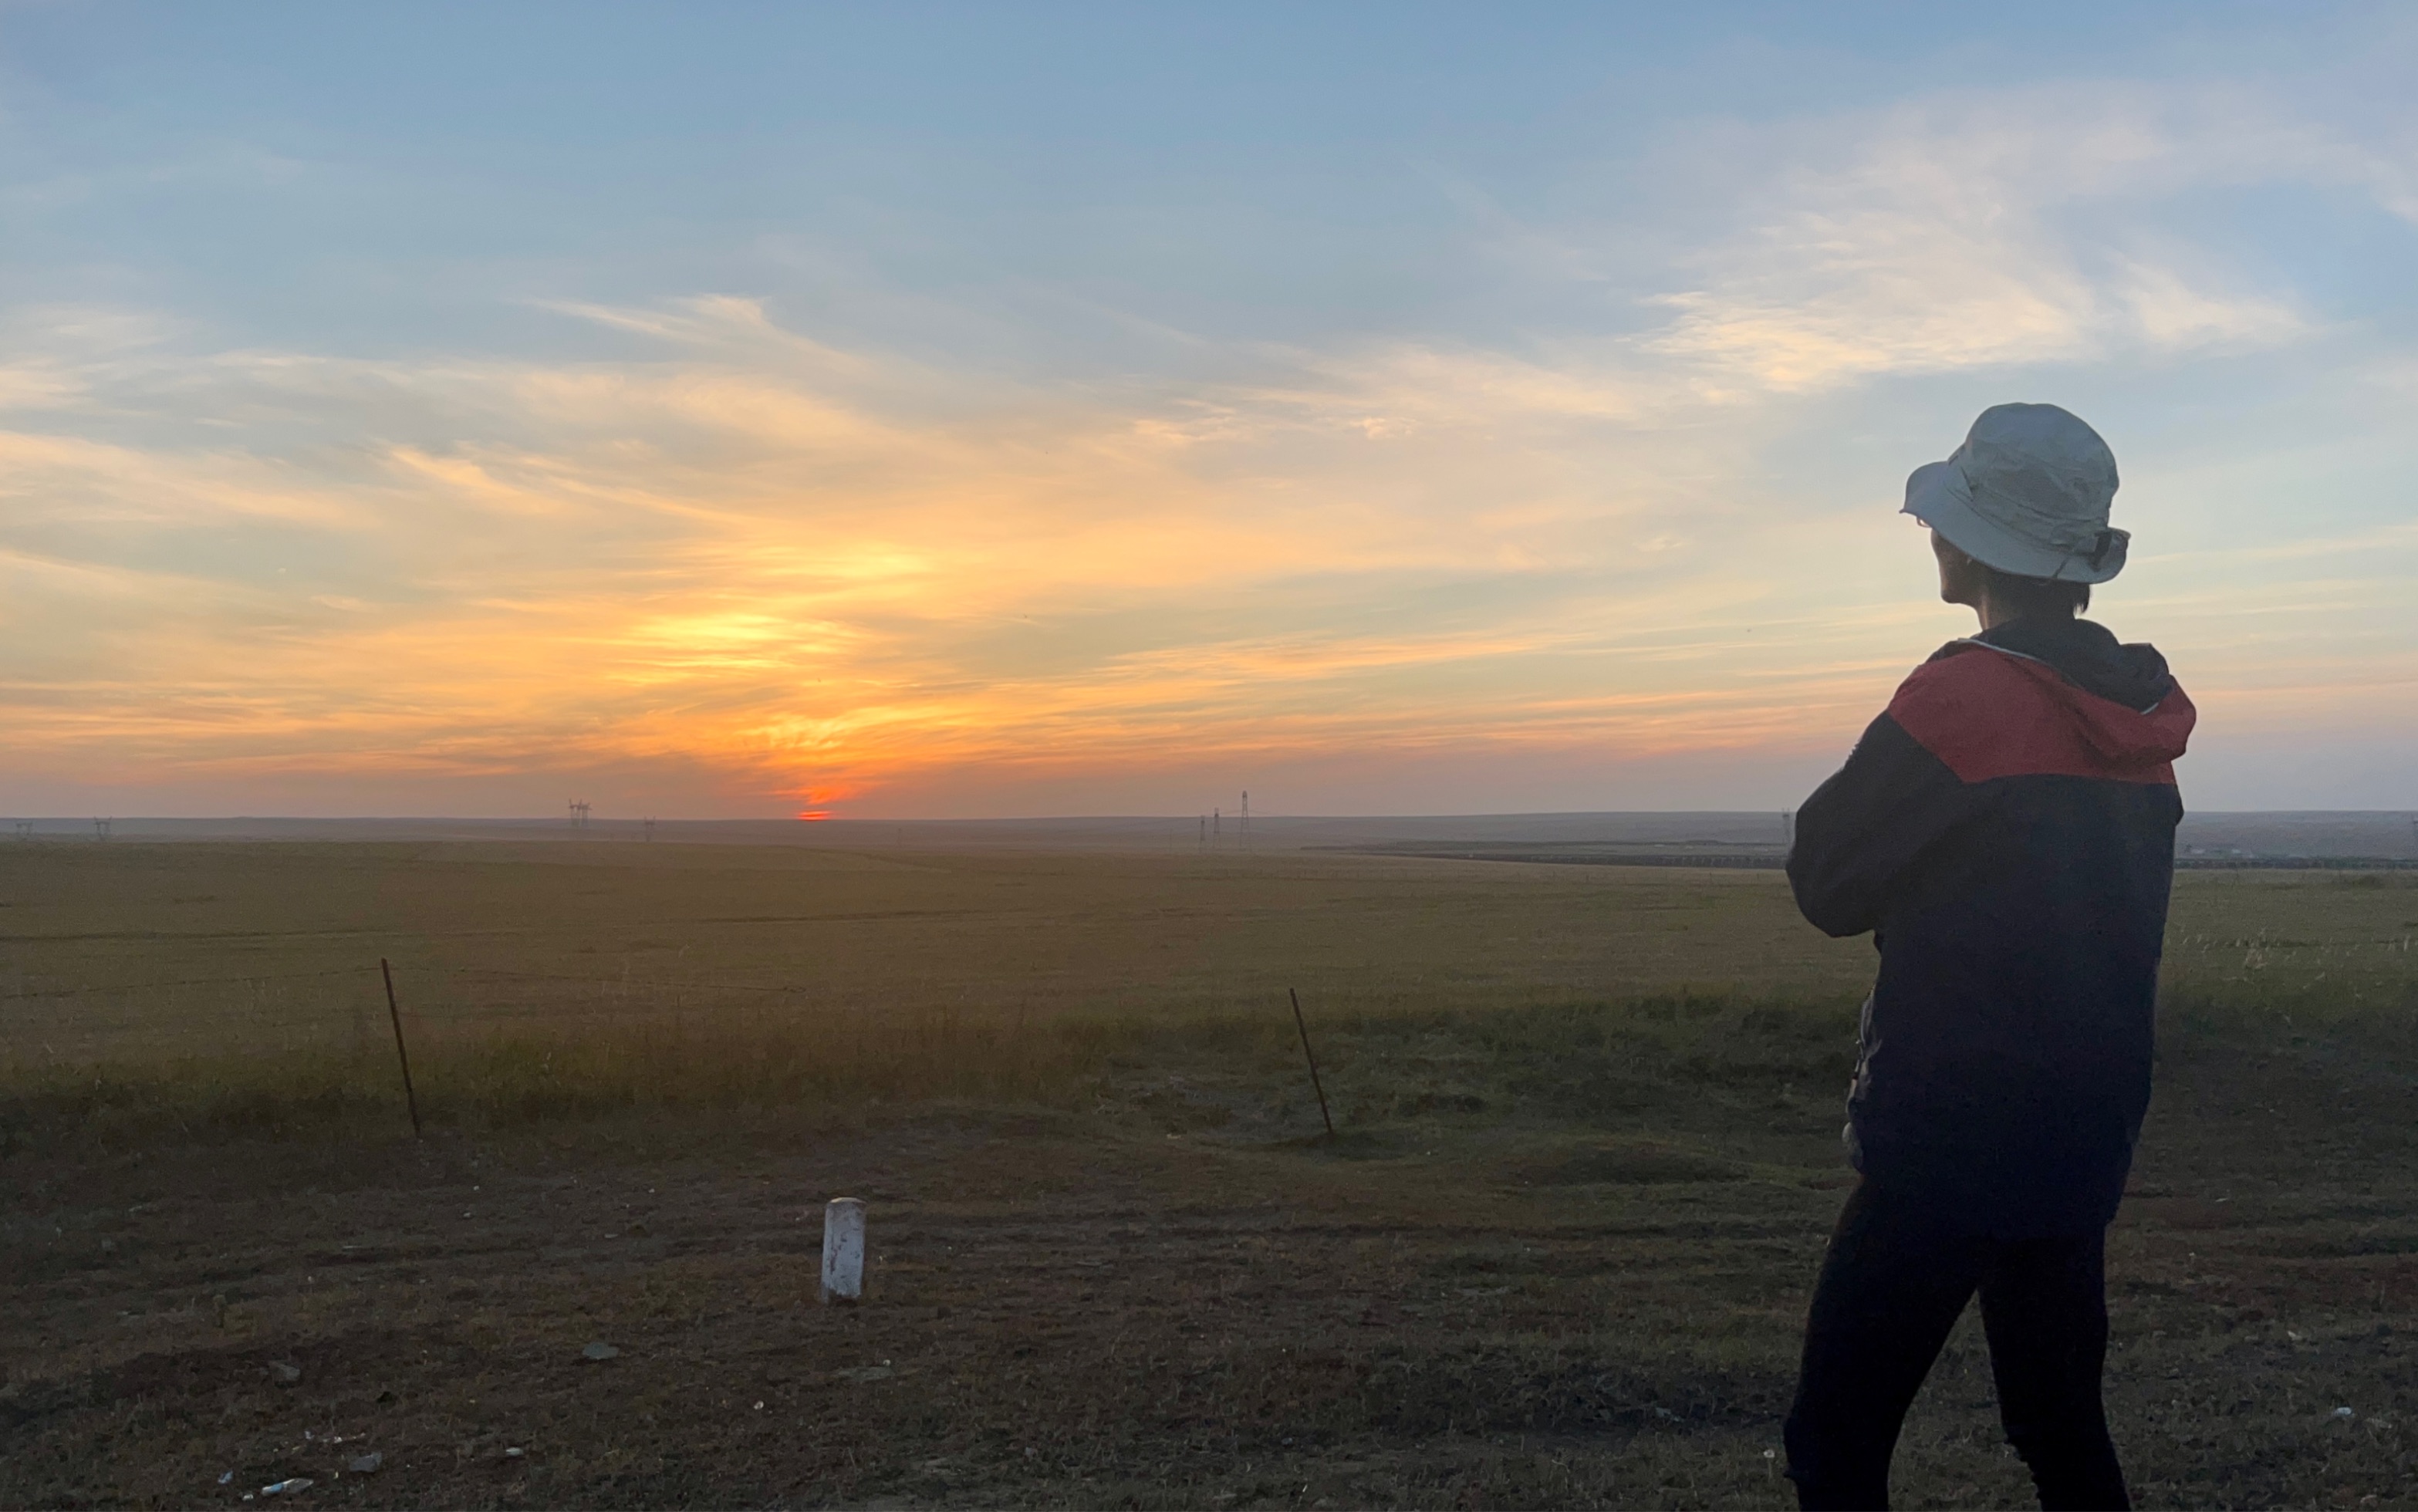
[{"left": 1886, "top": 643, "right": 2196, "bottom": 786}]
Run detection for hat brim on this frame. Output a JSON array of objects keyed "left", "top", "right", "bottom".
[{"left": 1902, "top": 459, "right": 2126, "bottom": 584}]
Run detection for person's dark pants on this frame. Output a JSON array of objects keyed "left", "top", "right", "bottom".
[{"left": 1784, "top": 1179, "right": 2129, "bottom": 1511}]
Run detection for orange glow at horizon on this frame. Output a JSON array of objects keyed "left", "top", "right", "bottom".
[{"left": 5, "top": 295, "right": 2413, "bottom": 816}]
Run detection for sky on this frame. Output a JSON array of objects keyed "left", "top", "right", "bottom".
[{"left": 3, "top": 2, "right": 2415, "bottom": 819}]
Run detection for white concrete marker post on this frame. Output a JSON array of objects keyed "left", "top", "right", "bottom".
[{"left": 820, "top": 1197, "right": 866, "bottom": 1304}]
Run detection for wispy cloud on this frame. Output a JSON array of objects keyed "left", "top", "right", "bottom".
[
  {"left": 1639, "top": 85, "right": 2355, "bottom": 390},
  {"left": 0, "top": 291, "right": 1889, "bottom": 811},
  {"left": 4, "top": 62, "right": 2415, "bottom": 815}
]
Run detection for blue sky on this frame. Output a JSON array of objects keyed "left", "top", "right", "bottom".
[{"left": 3, "top": 2, "right": 2414, "bottom": 816}]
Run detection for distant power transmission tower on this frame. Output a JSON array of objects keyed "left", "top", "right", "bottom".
[
  {"left": 1213, "top": 807, "right": 1221, "bottom": 843},
  {"left": 1198, "top": 815, "right": 1207, "bottom": 848},
  {"left": 569, "top": 800, "right": 591, "bottom": 830},
  {"left": 1781, "top": 810, "right": 1795, "bottom": 846},
  {"left": 1241, "top": 791, "right": 1250, "bottom": 848},
  {"left": 93, "top": 817, "right": 111, "bottom": 842}
]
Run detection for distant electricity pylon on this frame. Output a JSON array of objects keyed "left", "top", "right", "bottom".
[
  {"left": 93, "top": 817, "right": 111, "bottom": 842},
  {"left": 1213, "top": 807, "right": 1221, "bottom": 842},
  {"left": 1781, "top": 810, "right": 1795, "bottom": 846},
  {"left": 1241, "top": 791, "right": 1250, "bottom": 848},
  {"left": 1197, "top": 815, "right": 1207, "bottom": 847},
  {"left": 569, "top": 800, "right": 591, "bottom": 829}
]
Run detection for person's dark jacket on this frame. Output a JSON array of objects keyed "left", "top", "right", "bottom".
[{"left": 1787, "top": 616, "right": 2196, "bottom": 1237}]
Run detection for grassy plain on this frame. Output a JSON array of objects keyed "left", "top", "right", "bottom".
[{"left": 3, "top": 841, "right": 2416, "bottom": 1507}]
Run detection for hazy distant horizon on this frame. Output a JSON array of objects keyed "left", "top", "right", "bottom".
[
  {"left": 8, "top": 807, "right": 2416, "bottom": 823},
  {"left": 14, "top": 808, "right": 2413, "bottom": 863}
]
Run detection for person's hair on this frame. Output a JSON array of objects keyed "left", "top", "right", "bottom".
[{"left": 1981, "top": 565, "right": 2089, "bottom": 618}]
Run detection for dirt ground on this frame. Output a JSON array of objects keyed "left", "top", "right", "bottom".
[{"left": 7, "top": 1038, "right": 2416, "bottom": 1510}]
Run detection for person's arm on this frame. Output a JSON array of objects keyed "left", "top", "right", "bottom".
[{"left": 1786, "top": 710, "right": 1981, "bottom": 937}]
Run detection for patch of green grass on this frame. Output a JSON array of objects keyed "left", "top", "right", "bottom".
[
  {"left": 0, "top": 1004, "right": 1130, "bottom": 1151},
  {"left": 0, "top": 990, "right": 1841, "bottom": 1150},
  {"left": 15, "top": 977, "right": 2385, "bottom": 1173}
]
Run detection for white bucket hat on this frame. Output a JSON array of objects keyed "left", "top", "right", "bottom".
[{"left": 1903, "top": 403, "right": 2126, "bottom": 583}]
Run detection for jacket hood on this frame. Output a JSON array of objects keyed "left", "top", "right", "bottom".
[
  {"left": 1940, "top": 617, "right": 2193, "bottom": 768},
  {"left": 1977, "top": 617, "right": 2170, "bottom": 709}
]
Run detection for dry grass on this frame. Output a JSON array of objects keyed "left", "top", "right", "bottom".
[
  {"left": 0, "top": 840, "right": 1873, "bottom": 1065},
  {"left": 5, "top": 840, "right": 2410, "bottom": 1139}
]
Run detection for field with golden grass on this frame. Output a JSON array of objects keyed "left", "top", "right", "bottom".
[{"left": 4, "top": 841, "right": 2416, "bottom": 1507}]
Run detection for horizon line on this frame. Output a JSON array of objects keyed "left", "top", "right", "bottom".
[{"left": 7, "top": 809, "right": 2411, "bottom": 825}]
